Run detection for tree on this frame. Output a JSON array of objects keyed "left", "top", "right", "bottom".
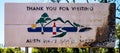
[
  {"left": 36, "top": 13, "right": 51, "bottom": 34},
  {"left": 116, "top": 23, "right": 120, "bottom": 39},
  {"left": 116, "top": 23, "right": 120, "bottom": 52},
  {"left": 51, "top": 0, "right": 61, "bottom": 3},
  {"left": 32, "top": 48, "right": 48, "bottom": 53},
  {"left": 0, "top": 48, "right": 4, "bottom": 53},
  {"left": 32, "top": 48, "right": 41, "bottom": 53},
  {"left": 14, "top": 47, "right": 23, "bottom": 53},
  {"left": 4, "top": 48, "right": 15, "bottom": 53}
]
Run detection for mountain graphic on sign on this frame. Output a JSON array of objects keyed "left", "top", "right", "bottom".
[
  {"left": 27, "top": 12, "right": 92, "bottom": 38},
  {"left": 44, "top": 17, "right": 84, "bottom": 27}
]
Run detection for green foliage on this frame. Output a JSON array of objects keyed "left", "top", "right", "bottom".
[
  {"left": 4, "top": 48, "right": 15, "bottom": 53},
  {"left": 116, "top": 23, "right": 120, "bottom": 39},
  {"left": 0, "top": 47, "right": 119, "bottom": 53},
  {"left": 0, "top": 47, "right": 25, "bottom": 53},
  {"left": 0, "top": 48, "right": 4, "bottom": 53},
  {"left": 14, "top": 47, "right": 24, "bottom": 53},
  {"left": 51, "top": 0, "right": 61, "bottom": 3},
  {"left": 66, "top": 48, "right": 73, "bottom": 53},
  {"left": 32, "top": 48, "right": 48, "bottom": 53},
  {"left": 32, "top": 48, "right": 41, "bottom": 53},
  {"left": 116, "top": 23, "right": 120, "bottom": 50},
  {"left": 115, "top": 48, "right": 120, "bottom": 53},
  {"left": 31, "top": 48, "right": 120, "bottom": 53}
]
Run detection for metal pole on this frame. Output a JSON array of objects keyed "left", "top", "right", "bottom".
[
  {"left": 25, "top": 47, "right": 28, "bottom": 53},
  {"left": 89, "top": 48, "right": 92, "bottom": 53}
]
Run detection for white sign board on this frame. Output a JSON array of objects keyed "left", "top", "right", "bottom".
[{"left": 5, "top": 3, "right": 115, "bottom": 47}]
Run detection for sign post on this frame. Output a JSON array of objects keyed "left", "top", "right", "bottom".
[
  {"left": 25, "top": 47, "right": 28, "bottom": 53},
  {"left": 89, "top": 48, "right": 92, "bottom": 53}
]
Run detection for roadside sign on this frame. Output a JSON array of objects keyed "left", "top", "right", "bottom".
[{"left": 5, "top": 3, "right": 115, "bottom": 47}]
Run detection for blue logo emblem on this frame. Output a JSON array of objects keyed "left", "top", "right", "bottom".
[{"left": 27, "top": 13, "right": 92, "bottom": 38}]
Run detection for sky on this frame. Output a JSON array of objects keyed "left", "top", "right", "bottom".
[
  {"left": 0, "top": 0, "right": 4, "bottom": 45},
  {"left": 0, "top": 0, "right": 120, "bottom": 49},
  {"left": 116, "top": 0, "right": 120, "bottom": 23}
]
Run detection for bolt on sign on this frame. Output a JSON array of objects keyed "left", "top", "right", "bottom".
[{"left": 5, "top": 3, "right": 115, "bottom": 47}]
